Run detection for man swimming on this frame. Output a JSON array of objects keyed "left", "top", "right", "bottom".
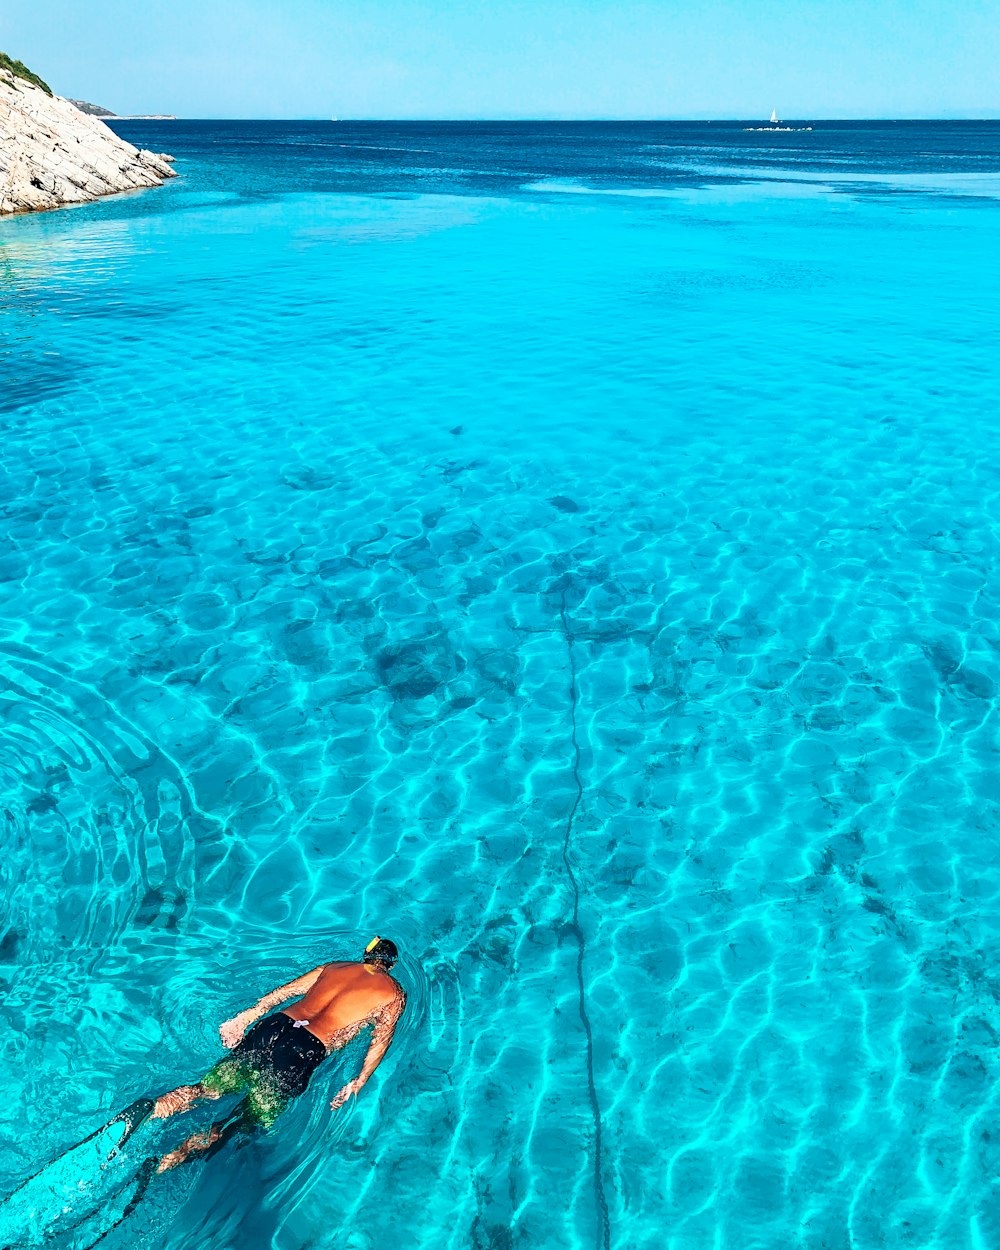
[{"left": 153, "top": 936, "right": 405, "bottom": 1171}]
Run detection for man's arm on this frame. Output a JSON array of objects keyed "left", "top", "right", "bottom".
[
  {"left": 331, "top": 989, "right": 406, "bottom": 1109},
  {"left": 219, "top": 965, "right": 326, "bottom": 1048}
]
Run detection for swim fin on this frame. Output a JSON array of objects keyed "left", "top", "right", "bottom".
[{"left": 0, "top": 1097, "right": 156, "bottom": 1249}]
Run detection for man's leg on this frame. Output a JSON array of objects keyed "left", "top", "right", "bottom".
[
  {"left": 156, "top": 1080, "right": 288, "bottom": 1173},
  {"left": 152, "top": 1056, "right": 245, "bottom": 1120},
  {"left": 152, "top": 1082, "right": 221, "bottom": 1119},
  {"left": 157, "top": 1101, "right": 253, "bottom": 1172}
]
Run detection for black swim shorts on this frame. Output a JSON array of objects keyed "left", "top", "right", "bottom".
[{"left": 202, "top": 1013, "right": 327, "bottom": 1130}]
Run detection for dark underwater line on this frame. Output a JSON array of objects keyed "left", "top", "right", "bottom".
[{"left": 559, "top": 589, "right": 612, "bottom": 1250}]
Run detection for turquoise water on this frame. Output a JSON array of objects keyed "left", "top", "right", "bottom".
[{"left": 2, "top": 120, "right": 1000, "bottom": 1249}]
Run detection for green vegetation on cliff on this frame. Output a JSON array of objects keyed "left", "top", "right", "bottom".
[{"left": 0, "top": 51, "right": 52, "bottom": 96}]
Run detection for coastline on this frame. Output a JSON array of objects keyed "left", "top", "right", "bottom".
[{"left": 0, "top": 69, "right": 176, "bottom": 216}]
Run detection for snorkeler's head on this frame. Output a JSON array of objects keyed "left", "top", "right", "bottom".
[{"left": 363, "top": 935, "right": 398, "bottom": 970}]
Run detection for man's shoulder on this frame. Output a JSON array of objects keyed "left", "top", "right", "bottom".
[
  {"left": 371, "top": 973, "right": 405, "bottom": 1005},
  {"left": 313, "top": 960, "right": 359, "bottom": 986}
]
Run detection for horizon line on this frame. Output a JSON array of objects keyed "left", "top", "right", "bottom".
[{"left": 107, "top": 114, "right": 1000, "bottom": 123}]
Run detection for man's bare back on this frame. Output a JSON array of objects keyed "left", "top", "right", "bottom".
[{"left": 281, "top": 961, "right": 404, "bottom": 1050}]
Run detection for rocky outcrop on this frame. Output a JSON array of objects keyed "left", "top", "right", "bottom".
[
  {"left": 69, "top": 99, "right": 115, "bottom": 117},
  {"left": 1, "top": 65, "right": 175, "bottom": 216}
]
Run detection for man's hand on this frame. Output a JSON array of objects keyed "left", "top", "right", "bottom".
[
  {"left": 219, "top": 1012, "right": 252, "bottom": 1049},
  {"left": 330, "top": 1079, "right": 361, "bottom": 1110}
]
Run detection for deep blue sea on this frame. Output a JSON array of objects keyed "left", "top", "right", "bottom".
[{"left": 2, "top": 119, "right": 1000, "bottom": 1250}]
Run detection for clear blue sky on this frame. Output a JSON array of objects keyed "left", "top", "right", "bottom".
[{"left": 2, "top": 0, "right": 997, "bottom": 119}]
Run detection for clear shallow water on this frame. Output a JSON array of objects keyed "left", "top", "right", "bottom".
[{"left": 1, "top": 120, "right": 1000, "bottom": 1249}]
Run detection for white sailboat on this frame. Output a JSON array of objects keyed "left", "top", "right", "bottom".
[{"left": 744, "top": 108, "right": 811, "bottom": 132}]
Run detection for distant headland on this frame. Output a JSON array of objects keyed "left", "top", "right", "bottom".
[
  {"left": 0, "top": 51, "right": 176, "bottom": 216},
  {"left": 69, "top": 98, "right": 116, "bottom": 117},
  {"left": 71, "top": 99, "right": 177, "bottom": 120}
]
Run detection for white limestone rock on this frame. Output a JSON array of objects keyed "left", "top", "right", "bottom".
[{"left": 0, "top": 68, "right": 175, "bottom": 215}]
